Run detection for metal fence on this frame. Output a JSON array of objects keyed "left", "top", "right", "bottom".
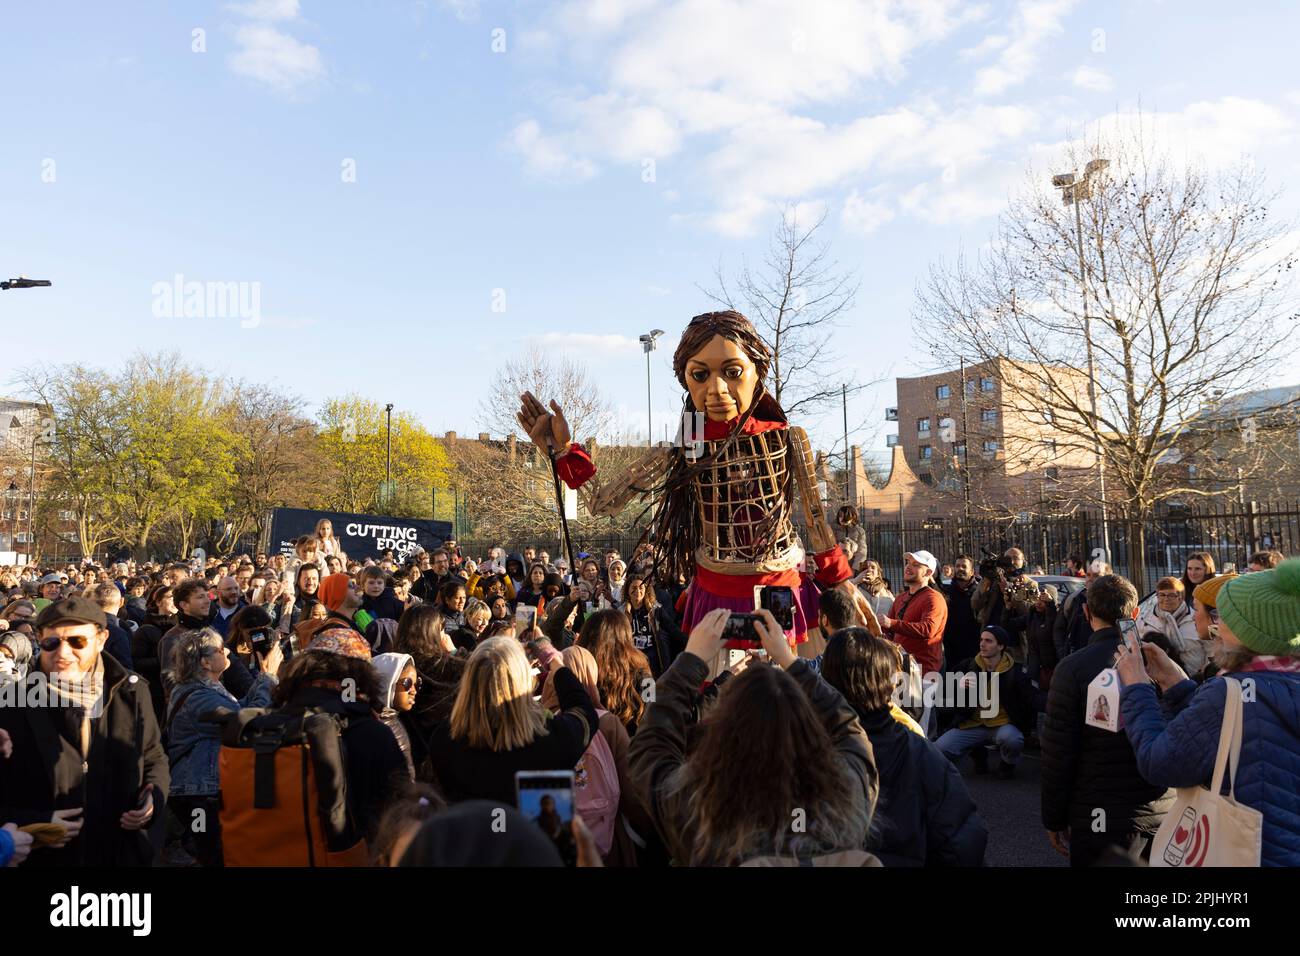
[
  {"left": 851, "top": 498, "right": 1300, "bottom": 593},
  {"left": 453, "top": 498, "right": 1300, "bottom": 592}
]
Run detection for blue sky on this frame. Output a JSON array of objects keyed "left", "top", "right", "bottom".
[{"left": 3, "top": 0, "right": 1299, "bottom": 461}]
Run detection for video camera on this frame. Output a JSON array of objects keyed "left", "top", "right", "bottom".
[{"left": 978, "top": 549, "right": 1018, "bottom": 579}]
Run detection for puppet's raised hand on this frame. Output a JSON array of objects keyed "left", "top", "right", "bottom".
[{"left": 517, "top": 391, "right": 572, "bottom": 454}]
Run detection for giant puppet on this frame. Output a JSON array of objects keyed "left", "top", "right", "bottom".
[{"left": 516, "top": 310, "right": 852, "bottom": 645}]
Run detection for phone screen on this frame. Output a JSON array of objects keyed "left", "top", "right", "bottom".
[
  {"left": 762, "top": 586, "right": 796, "bottom": 630},
  {"left": 515, "top": 770, "right": 575, "bottom": 862}
]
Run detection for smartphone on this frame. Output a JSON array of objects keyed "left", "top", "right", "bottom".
[
  {"left": 515, "top": 604, "right": 537, "bottom": 628},
  {"left": 723, "top": 612, "right": 763, "bottom": 649},
  {"left": 758, "top": 585, "right": 796, "bottom": 631},
  {"left": 515, "top": 770, "right": 576, "bottom": 861}
]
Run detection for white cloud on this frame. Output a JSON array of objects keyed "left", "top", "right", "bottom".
[
  {"left": 228, "top": 24, "right": 326, "bottom": 93},
  {"left": 497, "top": 0, "right": 992, "bottom": 231},
  {"left": 973, "top": 0, "right": 1076, "bottom": 96},
  {"left": 841, "top": 189, "right": 895, "bottom": 236},
  {"left": 510, "top": 119, "right": 597, "bottom": 181},
  {"left": 227, "top": 0, "right": 300, "bottom": 20},
  {"left": 1070, "top": 64, "right": 1113, "bottom": 93},
  {"left": 226, "top": 0, "right": 324, "bottom": 95},
  {"left": 645, "top": 285, "right": 672, "bottom": 296},
  {"left": 1074, "top": 98, "right": 1298, "bottom": 170}
]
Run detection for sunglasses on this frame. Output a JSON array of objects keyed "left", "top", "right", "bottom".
[
  {"left": 396, "top": 676, "right": 422, "bottom": 693},
  {"left": 39, "top": 634, "right": 92, "bottom": 652}
]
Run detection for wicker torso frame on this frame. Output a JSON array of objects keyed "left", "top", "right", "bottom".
[{"left": 690, "top": 428, "right": 805, "bottom": 575}]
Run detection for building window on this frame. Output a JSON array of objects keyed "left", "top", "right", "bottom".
[
  {"left": 954, "top": 442, "right": 967, "bottom": 459},
  {"left": 58, "top": 509, "right": 75, "bottom": 522},
  {"left": 965, "top": 379, "right": 976, "bottom": 396},
  {"left": 872, "top": 508, "right": 882, "bottom": 516},
  {"left": 919, "top": 445, "right": 933, "bottom": 460},
  {"left": 935, "top": 384, "right": 951, "bottom": 400},
  {"left": 1043, "top": 408, "right": 1055, "bottom": 424},
  {"left": 980, "top": 408, "right": 997, "bottom": 424},
  {"left": 980, "top": 377, "right": 995, "bottom": 392},
  {"left": 15, "top": 531, "right": 31, "bottom": 544},
  {"left": 919, "top": 473, "right": 933, "bottom": 485},
  {"left": 1046, "top": 467, "right": 1060, "bottom": 481},
  {"left": 917, "top": 417, "right": 931, "bottom": 434},
  {"left": 983, "top": 440, "right": 999, "bottom": 454}
]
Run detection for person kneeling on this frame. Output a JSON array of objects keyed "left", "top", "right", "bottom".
[{"left": 936, "top": 625, "right": 1036, "bottom": 779}]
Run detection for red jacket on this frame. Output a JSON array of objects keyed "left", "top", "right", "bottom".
[{"left": 886, "top": 586, "right": 948, "bottom": 674}]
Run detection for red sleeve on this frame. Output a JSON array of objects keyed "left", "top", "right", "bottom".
[
  {"left": 888, "top": 589, "right": 947, "bottom": 647},
  {"left": 554, "top": 443, "right": 596, "bottom": 489},
  {"left": 813, "top": 546, "right": 852, "bottom": 587}
]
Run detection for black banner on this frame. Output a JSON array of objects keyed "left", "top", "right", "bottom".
[{"left": 263, "top": 507, "right": 452, "bottom": 560}]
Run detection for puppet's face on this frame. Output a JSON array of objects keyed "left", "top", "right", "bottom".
[{"left": 683, "top": 334, "right": 760, "bottom": 422}]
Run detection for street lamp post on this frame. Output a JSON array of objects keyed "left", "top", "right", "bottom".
[
  {"left": 384, "top": 403, "right": 394, "bottom": 508},
  {"left": 1052, "top": 160, "right": 1112, "bottom": 561},
  {"left": 639, "top": 330, "right": 664, "bottom": 446}
]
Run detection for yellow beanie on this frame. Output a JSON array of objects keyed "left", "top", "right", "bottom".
[{"left": 1192, "top": 572, "right": 1237, "bottom": 609}]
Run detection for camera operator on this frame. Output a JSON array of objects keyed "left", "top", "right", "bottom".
[{"left": 971, "top": 547, "right": 1027, "bottom": 632}]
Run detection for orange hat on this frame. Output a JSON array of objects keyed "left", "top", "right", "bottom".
[
  {"left": 1192, "top": 573, "right": 1236, "bottom": 609},
  {"left": 318, "top": 573, "right": 352, "bottom": 611}
]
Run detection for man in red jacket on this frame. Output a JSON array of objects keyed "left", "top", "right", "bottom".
[{"left": 874, "top": 551, "right": 948, "bottom": 674}]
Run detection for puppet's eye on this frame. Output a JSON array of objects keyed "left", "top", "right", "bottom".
[
  {"left": 691, "top": 370, "right": 709, "bottom": 382},
  {"left": 724, "top": 366, "right": 743, "bottom": 379}
]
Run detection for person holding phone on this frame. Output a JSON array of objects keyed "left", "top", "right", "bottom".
[
  {"left": 628, "top": 607, "right": 877, "bottom": 866},
  {"left": 0, "top": 596, "right": 170, "bottom": 866},
  {"left": 165, "top": 627, "right": 280, "bottom": 866},
  {"left": 428, "top": 636, "right": 597, "bottom": 806}
]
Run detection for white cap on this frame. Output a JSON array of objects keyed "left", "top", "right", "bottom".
[{"left": 905, "top": 550, "right": 938, "bottom": 573}]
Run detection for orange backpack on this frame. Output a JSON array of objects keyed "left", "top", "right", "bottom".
[{"left": 217, "top": 708, "right": 370, "bottom": 867}]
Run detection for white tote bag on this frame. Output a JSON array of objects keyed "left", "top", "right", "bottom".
[{"left": 1151, "top": 678, "right": 1263, "bottom": 867}]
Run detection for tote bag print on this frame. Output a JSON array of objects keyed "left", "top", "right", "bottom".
[{"left": 1152, "top": 678, "right": 1262, "bottom": 867}]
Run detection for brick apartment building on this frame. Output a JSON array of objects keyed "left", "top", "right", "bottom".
[{"left": 826, "top": 358, "right": 1099, "bottom": 522}]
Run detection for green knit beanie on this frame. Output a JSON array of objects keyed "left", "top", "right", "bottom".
[{"left": 1217, "top": 559, "right": 1300, "bottom": 656}]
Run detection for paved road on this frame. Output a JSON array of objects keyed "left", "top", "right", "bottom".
[{"left": 957, "top": 748, "right": 1066, "bottom": 867}]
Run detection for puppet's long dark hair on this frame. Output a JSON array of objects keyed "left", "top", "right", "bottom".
[{"left": 635, "top": 311, "right": 789, "bottom": 584}]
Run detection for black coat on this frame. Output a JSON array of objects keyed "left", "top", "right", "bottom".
[
  {"left": 362, "top": 587, "right": 406, "bottom": 622},
  {"left": 427, "top": 667, "right": 597, "bottom": 806},
  {"left": 941, "top": 580, "right": 981, "bottom": 669},
  {"left": 402, "top": 653, "right": 467, "bottom": 782},
  {"left": 104, "top": 619, "right": 134, "bottom": 671},
  {"left": 131, "top": 612, "right": 175, "bottom": 721},
  {"left": 279, "top": 686, "right": 408, "bottom": 845},
  {"left": 0, "top": 654, "right": 170, "bottom": 866},
  {"left": 1039, "top": 626, "right": 1175, "bottom": 834},
  {"left": 856, "top": 706, "right": 987, "bottom": 867},
  {"left": 1025, "top": 607, "right": 1059, "bottom": 673}
]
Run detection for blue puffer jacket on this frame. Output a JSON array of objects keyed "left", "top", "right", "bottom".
[
  {"left": 166, "top": 672, "right": 276, "bottom": 796},
  {"left": 1120, "top": 671, "right": 1300, "bottom": 866}
]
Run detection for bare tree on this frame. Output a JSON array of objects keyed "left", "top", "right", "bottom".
[
  {"left": 478, "top": 347, "right": 615, "bottom": 444},
  {"left": 214, "top": 382, "right": 326, "bottom": 550},
  {"left": 915, "top": 121, "right": 1299, "bottom": 589},
  {"left": 703, "top": 203, "right": 863, "bottom": 421}
]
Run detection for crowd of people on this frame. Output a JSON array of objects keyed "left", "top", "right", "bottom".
[{"left": 0, "top": 511, "right": 1297, "bottom": 868}]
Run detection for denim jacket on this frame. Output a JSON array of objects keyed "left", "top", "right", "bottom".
[{"left": 166, "top": 671, "right": 276, "bottom": 796}]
